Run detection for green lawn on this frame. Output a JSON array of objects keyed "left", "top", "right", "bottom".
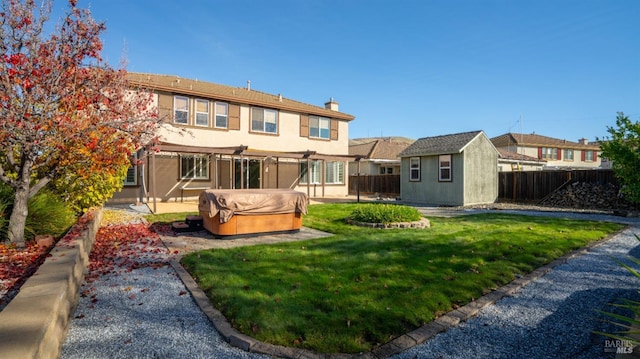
[{"left": 179, "top": 203, "right": 625, "bottom": 353}]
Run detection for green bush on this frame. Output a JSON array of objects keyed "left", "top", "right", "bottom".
[
  {"left": 348, "top": 203, "right": 422, "bottom": 224},
  {"left": 0, "top": 183, "right": 76, "bottom": 242},
  {"left": 24, "top": 190, "right": 76, "bottom": 241}
]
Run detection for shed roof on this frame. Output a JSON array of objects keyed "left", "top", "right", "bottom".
[
  {"left": 127, "top": 72, "right": 355, "bottom": 121},
  {"left": 399, "top": 130, "right": 487, "bottom": 157}
]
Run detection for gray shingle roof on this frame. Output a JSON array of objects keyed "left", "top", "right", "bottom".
[{"left": 399, "top": 130, "right": 483, "bottom": 157}]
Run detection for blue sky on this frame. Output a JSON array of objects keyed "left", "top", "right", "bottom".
[{"left": 56, "top": 0, "right": 639, "bottom": 142}]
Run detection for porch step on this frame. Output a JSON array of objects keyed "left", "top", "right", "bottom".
[
  {"left": 171, "top": 221, "right": 192, "bottom": 233},
  {"left": 185, "top": 215, "right": 204, "bottom": 229},
  {"left": 171, "top": 215, "right": 204, "bottom": 233}
]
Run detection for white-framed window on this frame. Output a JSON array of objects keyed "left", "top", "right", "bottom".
[
  {"left": 195, "top": 99, "right": 209, "bottom": 127},
  {"left": 563, "top": 149, "right": 574, "bottom": 161},
  {"left": 409, "top": 157, "right": 420, "bottom": 181},
  {"left": 379, "top": 167, "right": 394, "bottom": 174},
  {"left": 540, "top": 147, "right": 558, "bottom": 160},
  {"left": 325, "top": 161, "right": 344, "bottom": 184},
  {"left": 124, "top": 154, "right": 138, "bottom": 186},
  {"left": 300, "top": 160, "right": 322, "bottom": 184},
  {"left": 309, "top": 115, "right": 330, "bottom": 139},
  {"left": 439, "top": 154, "right": 452, "bottom": 182},
  {"left": 251, "top": 107, "right": 278, "bottom": 133},
  {"left": 215, "top": 102, "right": 228, "bottom": 128},
  {"left": 174, "top": 96, "right": 189, "bottom": 124},
  {"left": 180, "top": 154, "right": 209, "bottom": 179},
  {"left": 584, "top": 150, "right": 595, "bottom": 161}
]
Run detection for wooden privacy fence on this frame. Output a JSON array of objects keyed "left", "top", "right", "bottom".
[
  {"left": 498, "top": 169, "right": 618, "bottom": 203},
  {"left": 349, "top": 174, "right": 400, "bottom": 196}
]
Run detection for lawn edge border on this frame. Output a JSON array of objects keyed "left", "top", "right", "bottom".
[{"left": 0, "top": 209, "right": 102, "bottom": 359}]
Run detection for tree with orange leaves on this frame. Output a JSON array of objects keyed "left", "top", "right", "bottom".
[{"left": 0, "top": 0, "right": 160, "bottom": 246}]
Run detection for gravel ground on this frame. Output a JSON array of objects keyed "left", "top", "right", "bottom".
[{"left": 60, "top": 208, "right": 640, "bottom": 358}]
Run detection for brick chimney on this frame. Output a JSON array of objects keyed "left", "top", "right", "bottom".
[
  {"left": 325, "top": 97, "right": 339, "bottom": 111},
  {"left": 578, "top": 138, "right": 589, "bottom": 145}
]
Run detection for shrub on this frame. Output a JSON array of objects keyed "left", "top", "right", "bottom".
[
  {"left": 24, "top": 190, "right": 76, "bottom": 241},
  {"left": 348, "top": 203, "right": 422, "bottom": 224},
  {"left": 0, "top": 182, "right": 76, "bottom": 242}
]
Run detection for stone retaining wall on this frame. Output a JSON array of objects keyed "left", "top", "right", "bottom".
[{"left": 0, "top": 209, "right": 102, "bottom": 359}]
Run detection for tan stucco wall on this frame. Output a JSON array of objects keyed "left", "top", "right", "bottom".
[
  {"left": 158, "top": 104, "right": 349, "bottom": 155},
  {"left": 499, "top": 145, "right": 601, "bottom": 169}
]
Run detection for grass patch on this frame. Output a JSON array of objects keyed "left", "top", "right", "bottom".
[
  {"left": 348, "top": 203, "right": 422, "bottom": 223},
  {"left": 144, "top": 211, "right": 198, "bottom": 225},
  {"left": 180, "top": 203, "right": 625, "bottom": 353}
]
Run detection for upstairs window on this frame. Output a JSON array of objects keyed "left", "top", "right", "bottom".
[
  {"left": 309, "top": 115, "right": 330, "bottom": 139},
  {"left": 195, "top": 99, "right": 209, "bottom": 127},
  {"left": 409, "top": 157, "right": 420, "bottom": 181},
  {"left": 174, "top": 96, "right": 189, "bottom": 124},
  {"left": 540, "top": 147, "right": 558, "bottom": 160},
  {"left": 180, "top": 155, "right": 209, "bottom": 180},
  {"left": 583, "top": 150, "right": 595, "bottom": 162},
  {"left": 563, "top": 149, "right": 574, "bottom": 161},
  {"left": 215, "top": 102, "right": 228, "bottom": 128},
  {"left": 251, "top": 107, "right": 278, "bottom": 134}
]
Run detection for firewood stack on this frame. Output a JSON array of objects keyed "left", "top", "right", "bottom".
[{"left": 539, "top": 181, "right": 639, "bottom": 212}]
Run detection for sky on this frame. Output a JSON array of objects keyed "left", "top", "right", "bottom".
[{"left": 52, "top": 0, "right": 639, "bottom": 142}]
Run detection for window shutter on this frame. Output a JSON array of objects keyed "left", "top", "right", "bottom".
[
  {"left": 228, "top": 104, "right": 240, "bottom": 130},
  {"left": 300, "top": 115, "right": 309, "bottom": 137},
  {"left": 330, "top": 119, "right": 339, "bottom": 140},
  {"left": 158, "top": 93, "right": 172, "bottom": 119},
  {"left": 538, "top": 147, "right": 542, "bottom": 159},
  {"left": 557, "top": 148, "right": 562, "bottom": 160},
  {"left": 581, "top": 150, "right": 585, "bottom": 161}
]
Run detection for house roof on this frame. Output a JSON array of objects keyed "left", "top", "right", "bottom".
[
  {"left": 127, "top": 72, "right": 355, "bottom": 121},
  {"left": 497, "top": 148, "right": 546, "bottom": 164},
  {"left": 399, "top": 130, "right": 488, "bottom": 157},
  {"left": 349, "top": 138, "right": 413, "bottom": 160},
  {"left": 491, "top": 132, "right": 600, "bottom": 150}
]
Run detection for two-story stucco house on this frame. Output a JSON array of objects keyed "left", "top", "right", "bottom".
[
  {"left": 110, "top": 73, "right": 355, "bottom": 207},
  {"left": 491, "top": 133, "right": 602, "bottom": 169}
]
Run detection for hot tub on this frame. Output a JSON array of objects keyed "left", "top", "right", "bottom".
[{"left": 198, "top": 189, "right": 308, "bottom": 236}]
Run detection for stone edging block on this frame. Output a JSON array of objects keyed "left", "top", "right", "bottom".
[{"left": 0, "top": 210, "right": 102, "bottom": 359}]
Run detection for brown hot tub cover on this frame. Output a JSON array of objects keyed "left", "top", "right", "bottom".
[{"left": 198, "top": 189, "right": 309, "bottom": 223}]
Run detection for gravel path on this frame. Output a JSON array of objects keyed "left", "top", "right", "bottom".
[{"left": 60, "top": 209, "right": 640, "bottom": 358}]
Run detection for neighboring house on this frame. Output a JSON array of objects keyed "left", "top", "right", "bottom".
[
  {"left": 111, "top": 73, "right": 355, "bottom": 206},
  {"left": 491, "top": 132, "right": 602, "bottom": 169},
  {"left": 497, "top": 148, "right": 546, "bottom": 172},
  {"left": 398, "top": 130, "right": 499, "bottom": 206},
  {"left": 348, "top": 137, "right": 413, "bottom": 175}
]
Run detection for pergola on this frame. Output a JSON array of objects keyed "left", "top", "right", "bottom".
[{"left": 143, "top": 142, "right": 355, "bottom": 213}]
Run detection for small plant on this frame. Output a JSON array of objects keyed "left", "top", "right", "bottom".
[
  {"left": 594, "top": 233, "right": 640, "bottom": 349},
  {"left": 348, "top": 203, "right": 422, "bottom": 224}
]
